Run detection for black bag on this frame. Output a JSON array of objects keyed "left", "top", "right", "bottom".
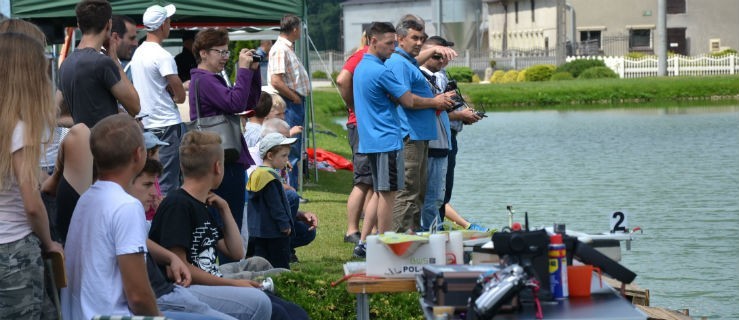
[
  {"left": 185, "top": 78, "right": 243, "bottom": 162},
  {"left": 420, "top": 264, "right": 499, "bottom": 310}
]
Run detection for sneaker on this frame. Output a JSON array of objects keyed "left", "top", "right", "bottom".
[
  {"left": 343, "top": 231, "right": 361, "bottom": 244},
  {"left": 353, "top": 242, "right": 366, "bottom": 259},
  {"left": 467, "top": 223, "right": 490, "bottom": 232}
]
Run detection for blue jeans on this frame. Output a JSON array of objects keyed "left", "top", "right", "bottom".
[
  {"left": 421, "top": 156, "right": 448, "bottom": 231},
  {"left": 158, "top": 286, "right": 235, "bottom": 319},
  {"left": 149, "top": 123, "right": 185, "bottom": 195},
  {"left": 283, "top": 97, "right": 304, "bottom": 190},
  {"left": 441, "top": 131, "right": 459, "bottom": 220},
  {"left": 186, "top": 284, "right": 272, "bottom": 320}
]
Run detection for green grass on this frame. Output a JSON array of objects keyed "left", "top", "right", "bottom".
[
  {"left": 273, "top": 88, "right": 423, "bottom": 319},
  {"left": 462, "top": 75, "right": 739, "bottom": 109},
  {"left": 268, "top": 79, "right": 738, "bottom": 319}
]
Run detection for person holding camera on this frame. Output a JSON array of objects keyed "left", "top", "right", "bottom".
[{"left": 188, "top": 28, "right": 262, "bottom": 253}]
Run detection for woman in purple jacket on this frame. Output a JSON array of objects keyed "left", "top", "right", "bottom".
[{"left": 189, "top": 28, "right": 261, "bottom": 239}]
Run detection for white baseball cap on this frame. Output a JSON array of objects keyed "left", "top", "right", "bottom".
[
  {"left": 259, "top": 133, "right": 297, "bottom": 159},
  {"left": 143, "top": 4, "right": 176, "bottom": 31}
]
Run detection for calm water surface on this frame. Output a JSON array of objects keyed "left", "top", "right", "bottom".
[{"left": 451, "top": 106, "right": 739, "bottom": 319}]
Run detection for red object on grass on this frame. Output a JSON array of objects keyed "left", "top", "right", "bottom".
[{"left": 306, "top": 148, "right": 354, "bottom": 171}]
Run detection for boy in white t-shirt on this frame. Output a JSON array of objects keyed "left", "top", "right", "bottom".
[{"left": 61, "top": 114, "right": 160, "bottom": 319}]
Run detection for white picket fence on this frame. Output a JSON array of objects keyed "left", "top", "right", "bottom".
[{"left": 566, "top": 54, "right": 739, "bottom": 78}]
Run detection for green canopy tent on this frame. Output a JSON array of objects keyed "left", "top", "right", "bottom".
[
  {"left": 11, "top": 0, "right": 305, "bottom": 43},
  {"left": 11, "top": 0, "right": 321, "bottom": 189}
]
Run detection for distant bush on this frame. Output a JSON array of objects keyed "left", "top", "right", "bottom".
[
  {"left": 489, "top": 60, "right": 497, "bottom": 69},
  {"left": 625, "top": 52, "right": 648, "bottom": 59},
  {"left": 516, "top": 69, "right": 527, "bottom": 82},
  {"left": 471, "top": 74, "right": 481, "bottom": 83},
  {"left": 490, "top": 70, "right": 505, "bottom": 83},
  {"left": 447, "top": 66, "right": 474, "bottom": 82},
  {"left": 312, "top": 70, "right": 328, "bottom": 79},
  {"left": 578, "top": 66, "right": 618, "bottom": 79},
  {"left": 710, "top": 48, "right": 737, "bottom": 57},
  {"left": 331, "top": 71, "right": 339, "bottom": 83},
  {"left": 556, "top": 59, "right": 606, "bottom": 78},
  {"left": 501, "top": 70, "right": 519, "bottom": 83},
  {"left": 550, "top": 71, "right": 574, "bottom": 81},
  {"left": 525, "top": 64, "right": 556, "bottom": 81}
]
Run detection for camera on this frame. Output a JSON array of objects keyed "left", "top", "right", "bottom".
[{"left": 252, "top": 54, "right": 263, "bottom": 62}]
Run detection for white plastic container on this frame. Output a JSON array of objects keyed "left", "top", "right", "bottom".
[{"left": 366, "top": 234, "right": 447, "bottom": 278}]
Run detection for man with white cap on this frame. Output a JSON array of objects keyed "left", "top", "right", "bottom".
[{"left": 129, "top": 3, "right": 187, "bottom": 197}]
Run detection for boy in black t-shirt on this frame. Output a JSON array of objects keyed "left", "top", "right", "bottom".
[{"left": 149, "top": 130, "right": 308, "bottom": 320}]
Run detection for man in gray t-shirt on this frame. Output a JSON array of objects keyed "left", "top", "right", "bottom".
[{"left": 58, "top": 0, "right": 139, "bottom": 128}]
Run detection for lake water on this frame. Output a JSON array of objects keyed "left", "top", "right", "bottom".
[{"left": 451, "top": 105, "right": 739, "bottom": 319}]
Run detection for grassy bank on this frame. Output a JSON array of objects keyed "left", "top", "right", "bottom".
[
  {"left": 272, "top": 89, "right": 423, "bottom": 319},
  {"left": 461, "top": 75, "right": 739, "bottom": 109},
  {"left": 268, "top": 77, "right": 739, "bottom": 319}
]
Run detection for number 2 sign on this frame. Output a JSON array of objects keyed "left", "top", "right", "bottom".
[{"left": 610, "top": 211, "right": 629, "bottom": 233}]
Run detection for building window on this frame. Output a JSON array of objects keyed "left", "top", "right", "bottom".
[
  {"left": 629, "top": 29, "right": 652, "bottom": 50},
  {"left": 531, "top": 0, "right": 535, "bottom": 22},
  {"left": 580, "top": 30, "right": 602, "bottom": 53},
  {"left": 666, "top": 0, "right": 686, "bottom": 14},
  {"left": 515, "top": 1, "right": 519, "bottom": 24}
]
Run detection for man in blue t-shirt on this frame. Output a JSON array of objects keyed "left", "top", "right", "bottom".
[
  {"left": 351, "top": 22, "right": 415, "bottom": 258},
  {"left": 384, "top": 17, "right": 457, "bottom": 233}
]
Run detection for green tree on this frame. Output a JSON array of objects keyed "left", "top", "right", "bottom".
[{"left": 307, "top": 0, "right": 342, "bottom": 51}]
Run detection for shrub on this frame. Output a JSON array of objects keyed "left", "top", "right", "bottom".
[
  {"left": 331, "top": 71, "right": 340, "bottom": 83},
  {"left": 710, "top": 48, "right": 738, "bottom": 57},
  {"left": 490, "top": 70, "right": 505, "bottom": 83},
  {"left": 516, "top": 69, "right": 527, "bottom": 82},
  {"left": 578, "top": 66, "right": 618, "bottom": 79},
  {"left": 550, "top": 71, "right": 574, "bottom": 81},
  {"left": 471, "top": 74, "right": 481, "bottom": 83},
  {"left": 447, "top": 66, "right": 474, "bottom": 82},
  {"left": 489, "top": 60, "right": 497, "bottom": 69},
  {"left": 312, "top": 70, "right": 328, "bottom": 79},
  {"left": 501, "top": 70, "right": 519, "bottom": 83},
  {"left": 524, "top": 64, "right": 556, "bottom": 81},
  {"left": 556, "top": 59, "right": 606, "bottom": 78},
  {"left": 625, "top": 52, "right": 648, "bottom": 60}
]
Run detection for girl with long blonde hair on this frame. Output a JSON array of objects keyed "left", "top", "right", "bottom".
[{"left": 0, "top": 31, "right": 63, "bottom": 317}]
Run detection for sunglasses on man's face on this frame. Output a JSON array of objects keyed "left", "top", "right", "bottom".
[{"left": 431, "top": 54, "right": 444, "bottom": 60}]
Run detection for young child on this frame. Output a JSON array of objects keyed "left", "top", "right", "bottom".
[
  {"left": 61, "top": 114, "right": 160, "bottom": 319},
  {"left": 149, "top": 130, "right": 308, "bottom": 319},
  {"left": 142, "top": 131, "right": 168, "bottom": 221},
  {"left": 246, "top": 133, "right": 297, "bottom": 269}
]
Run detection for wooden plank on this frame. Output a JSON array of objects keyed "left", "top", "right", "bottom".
[
  {"left": 346, "top": 277, "right": 417, "bottom": 294},
  {"left": 602, "top": 276, "right": 650, "bottom": 306},
  {"left": 636, "top": 305, "right": 693, "bottom": 320}
]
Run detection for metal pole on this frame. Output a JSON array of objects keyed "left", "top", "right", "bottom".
[
  {"left": 657, "top": 0, "right": 667, "bottom": 76},
  {"left": 555, "top": 0, "right": 567, "bottom": 65}
]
